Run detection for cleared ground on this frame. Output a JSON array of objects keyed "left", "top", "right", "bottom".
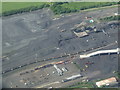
[
  {"left": 2, "top": 7, "right": 118, "bottom": 71},
  {"left": 2, "top": 6, "right": 119, "bottom": 88}
]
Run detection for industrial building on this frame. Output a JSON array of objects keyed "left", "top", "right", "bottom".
[
  {"left": 53, "top": 64, "right": 63, "bottom": 76},
  {"left": 96, "top": 77, "right": 118, "bottom": 87},
  {"left": 73, "top": 30, "right": 88, "bottom": 38},
  {"left": 62, "top": 74, "right": 82, "bottom": 83},
  {"left": 80, "top": 48, "right": 120, "bottom": 59}
]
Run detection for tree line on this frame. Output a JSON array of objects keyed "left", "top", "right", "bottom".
[
  {"left": 50, "top": 2, "right": 118, "bottom": 15},
  {"left": 50, "top": 2, "right": 77, "bottom": 14}
]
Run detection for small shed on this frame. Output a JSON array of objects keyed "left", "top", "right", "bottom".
[{"left": 73, "top": 30, "right": 88, "bottom": 38}]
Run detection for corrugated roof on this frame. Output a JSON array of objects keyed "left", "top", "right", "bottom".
[
  {"left": 73, "top": 31, "right": 88, "bottom": 37},
  {"left": 96, "top": 77, "right": 117, "bottom": 87}
]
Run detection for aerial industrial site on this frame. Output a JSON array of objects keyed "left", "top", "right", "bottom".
[{"left": 1, "top": 2, "right": 120, "bottom": 88}]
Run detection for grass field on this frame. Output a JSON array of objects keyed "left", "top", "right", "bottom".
[
  {"left": 69, "top": 82, "right": 95, "bottom": 88},
  {"left": 2, "top": 2, "right": 118, "bottom": 16},
  {"left": 0, "top": 2, "right": 2, "bottom": 13},
  {"left": 2, "top": 2, "right": 49, "bottom": 12},
  {"left": 61, "top": 2, "right": 117, "bottom": 10},
  {"left": 2, "top": 2, "right": 118, "bottom": 12},
  {"left": 100, "top": 15, "right": 120, "bottom": 22}
]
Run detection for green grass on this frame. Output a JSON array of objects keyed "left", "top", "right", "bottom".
[
  {"left": 61, "top": 2, "right": 118, "bottom": 11},
  {"left": 69, "top": 82, "right": 95, "bottom": 88},
  {"left": 50, "top": 2, "right": 118, "bottom": 15},
  {"left": 90, "top": 88, "right": 120, "bottom": 90},
  {"left": 2, "top": 2, "right": 118, "bottom": 13},
  {"left": 61, "top": 2, "right": 97, "bottom": 9},
  {"left": 0, "top": 2, "right": 2, "bottom": 13},
  {"left": 100, "top": 15, "right": 120, "bottom": 21},
  {"left": 1, "top": 2, "right": 119, "bottom": 16},
  {"left": 2, "top": 2, "right": 49, "bottom": 12}
]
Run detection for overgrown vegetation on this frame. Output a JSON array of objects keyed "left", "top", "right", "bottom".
[
  {"left": 100, "top": 15, "right": 120, "bottom": 21},
  {"left": 50, "top": 2, "right": 118, "bottom": 15},
  {"left": 73, "top": 62, "right": 81, "bottom": 69},
  {"left": 118, "top": 72, "right": 120, "bottom": 79},
  {"left": 90, "top": 88, "right": 120, "bottom": 90},
  {"left": 50, "top": 2, "right": 77, "bottom": 14},
  {"left": 68, "top": 81, "right": 95, "bottom": 88},
  {"left": 2, "top": 2, "right": 119, "bottom": 16},
  {"left": 115, "top": 71, "right": 120, "bottom": 79},
  {"left": 2, "top": 2, "right": 50, "bottom": 16}
]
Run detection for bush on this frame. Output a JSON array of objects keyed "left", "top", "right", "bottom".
[
  {"left": 51, "top": 3, "right": 79, "bottom": 15},
  {"left": 100, "top": 15, "right": 120, "bottom": 21}
]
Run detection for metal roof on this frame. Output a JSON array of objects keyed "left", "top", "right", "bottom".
[{"left": 96, "top": 77, "right": 117, "bottom": 87}]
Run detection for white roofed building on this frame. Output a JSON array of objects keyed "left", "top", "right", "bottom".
[{"left": 96, "top": 77, "right": 118, "bottom": 87}]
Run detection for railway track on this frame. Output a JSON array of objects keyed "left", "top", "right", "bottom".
[{"left": 2, "top": 42, "right": 117, "bottom": 74}]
